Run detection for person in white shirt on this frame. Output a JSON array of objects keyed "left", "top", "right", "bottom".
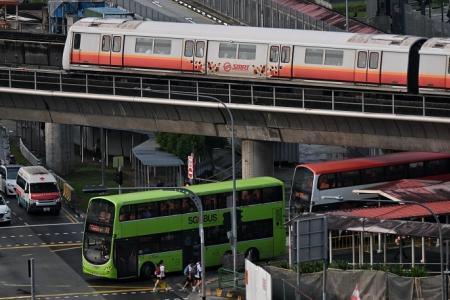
[
  {"left": 192, "top": 261, "right": 202, "bottom": 292},
  {"left": 152, "top": 260, "right": 167, "bottom": 292}
]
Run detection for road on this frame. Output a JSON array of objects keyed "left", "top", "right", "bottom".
[{"left": 0, "top": 194, "right": 198, "bottom": 300}]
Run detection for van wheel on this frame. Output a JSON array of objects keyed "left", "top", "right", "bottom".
[
  {"left": 245, "top": 248, "right": 259, "bottom": 262},
  {"left": 140, "top": 262, "right": 155, "bottom": 280}
]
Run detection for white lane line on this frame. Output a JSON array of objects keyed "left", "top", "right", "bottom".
[{"left": 0, "top": 222, "right": 82, "bottom": 229}]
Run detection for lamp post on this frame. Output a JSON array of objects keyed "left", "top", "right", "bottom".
[
  {"left": 327, "top": 196, "right": 446, "bottom": 300},
  {"left": 139, "top": 87, "right": 238, "bottom": 286},
  {"left": 83, "top": 185, "right": 207, "bottom": 300},
  {"left": 195, "top": 94, "right": 238, "bottom": 287}
]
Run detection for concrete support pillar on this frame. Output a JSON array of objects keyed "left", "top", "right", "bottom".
[
  {"left": 45, "top": 123, "right": 74, "bottom": 175},
  {"left": 241, "top": 140, "right": 273, "bottom": 178}
]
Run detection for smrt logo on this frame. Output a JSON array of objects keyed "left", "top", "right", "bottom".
[{"left": 223, "top": 62, "right": 232, "bottom": 72}]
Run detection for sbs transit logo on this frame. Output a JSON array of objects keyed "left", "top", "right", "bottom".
[{"left": 223, "top": 62, "right": 232, "bottom": 72}]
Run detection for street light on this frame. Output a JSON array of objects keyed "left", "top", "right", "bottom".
[
  {"left": 326, "top": 196, "right": 446, "bottom": 300},
  {"left": 83, "top": 185, "right": 207, "bottom": 300},
  {"left": 193, "top": 94, "right": 238, "bottom": 288},
  {"left": 144, "top": 86, "right": 239, "bottom": 287}
]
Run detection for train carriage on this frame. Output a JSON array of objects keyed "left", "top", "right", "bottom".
[
  {"left": 419, "top": 38, "right": 450, "bottom": 93},
  {"left": 63, "top": 18, "right": 425, "bottom": 93}
]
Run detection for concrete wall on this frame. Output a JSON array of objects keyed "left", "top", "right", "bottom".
[
  {"left": 45, "top": 123, "right": 74, "bottom": 175},
  {"left": 242, "top": 140, "right": 274, "bottom": 178}
]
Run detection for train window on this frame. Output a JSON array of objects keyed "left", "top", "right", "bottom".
[
  {"left": 112, "top": 36, "right": 121, "bottom": 52},
  {"left": 135, "top": 37, "right": 153, "bottom": 54},
  {"left": 324, "top": 49, "right": 344, "bottom": 66},
  {"left": 408, "top": 161, "right": 425, "bottom": 178},
  {"left": 361, "top": 167, "right": 384, "bottom": 184},
  {"left": 318, "top": 173, "right": 336, "bottom": 190},
  {"left": 337, "top": 170, "right": 361, "bottom": 187},
  {"left": 238, "top": 44, "right": 256, "bottom": 60},
  {"left": 184, "top": 40, "right": 194, "bottom": 57},
  {"left": 369, "top": 52, "right": 379, "bottom": 69},
  {"left": 196, "top": 41, "right": 205, "bottom": 58},
  {"left": 305, "top": 48, "right": 324, "bottom": 65},
  {"left": 102, "top": 35, "right": 111, "bottom": 52},
  {"left": 269, "top": 46, "right": 279, "bottom": 62},
  {"left": 385, "top": 164, "right": 407, "bottom": 181},
  {"left": 281, "top": 46, "right": 290, "bottom": 63},
  {"left": 219, "top": 43, "right": 237, "bottom": 59},
  {"left": 357, "top": 51, "right": 367, "bottom": 68},
  {"left": 73, "top": 34, "right": 81, "bottom": 50},
  {"left": 153, "top": 39, "right": 171, "bottom": 55}
]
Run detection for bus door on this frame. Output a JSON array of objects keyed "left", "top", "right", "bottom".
[
  {"left": 355, "top": 50, "right": 381, "bottom": 84},
  {"left": 115, "top": 239, "right": 138, "bottom": 278},
  {"left": 182, "top": 40, "right": 207, "bottom": 73},
  {"left": 272, "top": 208, "right": 283, "bottom": 252},
  {"left": 267, "top": 45, "right": 292, "bottom": 78},
  {"left": 182, "top": 230, "right": 200, "bottom": 267}
]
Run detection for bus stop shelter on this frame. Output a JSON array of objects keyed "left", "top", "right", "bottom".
[
  {"left": 325, "top": 178, "right": 450, "bottom": 267},
  {"left": 132, "top": 139, "right": 184, "bottom": 187}
]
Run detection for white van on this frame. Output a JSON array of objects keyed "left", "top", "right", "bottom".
[
  {"left": 0, "top": 164, "right": 22, "bottom": 196},
  {"left": 15, "top": 166, "right": 61, "bottom": 214}
]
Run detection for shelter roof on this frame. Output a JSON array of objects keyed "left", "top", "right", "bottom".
[
  {"left": 132, "top": 139, "right": 183, "bottom": 167},
  {"left": 298, "top": 213, "right": 450, "bottom": 239}
]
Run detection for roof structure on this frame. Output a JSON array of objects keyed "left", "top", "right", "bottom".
[
  {"left": 273, "top": 0, "right": 382, "bottom": 34},
  {"left": 330, "top": 179, "right": 450, "bottom": 220},
  {"left": 132, "top": 139, "right": 183, "bottom": 168}
]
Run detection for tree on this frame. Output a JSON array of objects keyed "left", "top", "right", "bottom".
[{"left": 155, "top": 133, "right": 227, "bottom": 165}]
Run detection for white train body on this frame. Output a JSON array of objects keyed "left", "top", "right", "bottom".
[{"left": 64, "top": 18, "right": 449, "bottom": 94}]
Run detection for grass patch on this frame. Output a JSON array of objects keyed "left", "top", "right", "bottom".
[
  {"left": 65, "top": 161, "right": 134, "bottom": 212},
  {"left": 9, "top": 137, "right": 31, "bottom": 166}
]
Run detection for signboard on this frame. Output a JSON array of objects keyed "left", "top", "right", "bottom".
[
  {"left": 295, "top": 215, "right": 328, "bottom": 263},
  {"left": 113, "top": 156, "right": 124, "bottom": 168},
  {"left": 187, "top": 153, "right": 194, "bottom": 180}
]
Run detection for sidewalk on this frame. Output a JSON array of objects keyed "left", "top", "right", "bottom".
[{"left": 183, "top": 276, "right": 245, "bottom": 300}]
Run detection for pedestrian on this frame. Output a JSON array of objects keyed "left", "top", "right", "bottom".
[
  {"left": 152, "top": 260, "right": 167, "bottom": 292},
  {"left": 181, "top": 262, "right": 195, "bottom": 291},
  {"left": 192, "top": 261, "right": 202, "bottom": 292}
]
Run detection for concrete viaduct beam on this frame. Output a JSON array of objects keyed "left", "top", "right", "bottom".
[{"left": 0, "top": 92, "right": 449, "bottom": 153}]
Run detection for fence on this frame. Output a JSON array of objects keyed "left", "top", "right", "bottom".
[
  {"left": 19, "top": 138, "right": 42, "bottom": 166},
  {"left": 190, "top": 0, "right": 341, "bottom": 31}
]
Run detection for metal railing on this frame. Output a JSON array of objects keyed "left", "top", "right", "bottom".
[
  {"left": 19, "top": 138, "right": 42, "bottom": 166},
  {"left": 217, "top": 267, "right": 245, "bottom": 290},
  {"left": 0, "top": 67, "right": 449, "bottom": 121}
]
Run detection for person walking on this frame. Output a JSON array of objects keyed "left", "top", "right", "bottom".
[
  {"left": 192, "top": 261, "right": 202, "bottom": 292},
  {"left": 152, "top": 260, "right": 166, "bottom": 292},
  {"left": 181, "top": 262, "right": 195, "bottom": 291}
]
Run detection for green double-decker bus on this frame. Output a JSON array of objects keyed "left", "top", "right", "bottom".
[{"left": 82, "top": 177, "right": 285, "bottom": 279}]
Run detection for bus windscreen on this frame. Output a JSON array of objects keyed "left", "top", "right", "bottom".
[{"left": 291, "top": 167, "right": 314, "bottom": 213}]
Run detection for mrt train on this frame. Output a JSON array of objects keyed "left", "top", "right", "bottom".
[{"left": 62, "top": 18, "right": 450, "bottom": 95}]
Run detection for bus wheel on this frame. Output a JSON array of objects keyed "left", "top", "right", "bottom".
[
  {"left": 140, "top": 262, "right": 155, "bottom": 280},
  {"left": 245, "top": 248, "right": 259, "bottom": 262}
]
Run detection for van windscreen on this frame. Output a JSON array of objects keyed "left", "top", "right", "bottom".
[{"left": 30, "top": 182, "right": 58, "bottom": 193}]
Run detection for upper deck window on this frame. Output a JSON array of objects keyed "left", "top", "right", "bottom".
[
  {"left": 219, "top": 43, "right": 237, "bottom": 59},
  {"left": 87, "top": 199, "right": 115, "bottom": 225},
  {"left": 305, "top": 48, "right": 324, "bottom": 65}
]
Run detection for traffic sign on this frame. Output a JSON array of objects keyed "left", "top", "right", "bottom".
[{"left": 187, "top": 154, "right": 194, "bottom": 180}]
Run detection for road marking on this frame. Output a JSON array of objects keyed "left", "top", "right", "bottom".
[
  {"left": 0, "top": 242, "right": 81, "bottom": 250},
  {"left": 62, "top": 207, "right": 78, "bottom": 224},
  {"left": 0, "top": 222, "right": 81, "bottom": 229},
  {"left": 51, "top": 245, "right": 81, "bottom": 252}
]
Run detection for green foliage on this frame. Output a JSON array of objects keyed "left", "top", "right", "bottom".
[
  {"left": 155, "top": 133, "right": 227, "bottom": 163},
  {"left": 329, "top": 260, "right": 350, "bottom": 270}
]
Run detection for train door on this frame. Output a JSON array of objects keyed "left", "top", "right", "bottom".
[
  {"left": 182, "top": 40, "right": 206, "bottom": 73},
  {"left": 78, "top": 33, "right": 100, "bottom": 65},
  {"left": 267, "top": 45, "right": 293, "bottom": 78},
  {"left": 111, "top": 35, "right": 123, "bottom": 67},
  {"left": 446, "top": 57, "right": 450, "bottom": 89},
  {"left": 71, "top": 33, "right": 81, "bottom": 64},
  {"left": 99, "top": 34, "right": 112, "bottom": 65},
  {"left": 367, "top": 51, "right": 381, "bottom": 84},
  {"left": 355, "top": 50, "right": 381, "bottom": 84}
]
